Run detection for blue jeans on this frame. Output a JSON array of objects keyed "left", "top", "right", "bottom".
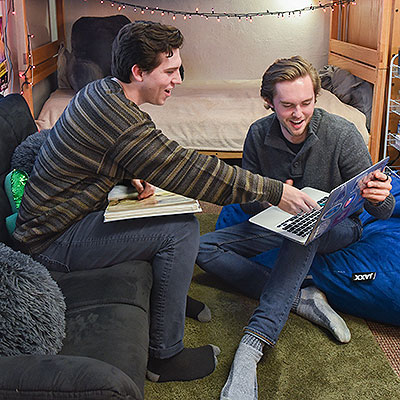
[
  {"left": 34, "top": 210, "right": 200, "bottom": 359},
  {"left": 196, "top": 217, "right": 362, "bottom": 346}
]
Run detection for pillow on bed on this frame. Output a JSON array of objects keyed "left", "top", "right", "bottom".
[
  {"left": 67, "top": 15, "right": 131, "bottom": 92},
  {"left": 319, "top": 65, "right": 373, "bottom": 130},
  {"left": 215, "top": 178, "right": 400, "bottom": 326},
  {"left": 57, "top": 43, "right": 72, "bottom": 90}
]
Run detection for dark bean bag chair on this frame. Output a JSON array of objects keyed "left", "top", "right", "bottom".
[{"left": 216, "top": 178, "right": 400, "bottom": 326}]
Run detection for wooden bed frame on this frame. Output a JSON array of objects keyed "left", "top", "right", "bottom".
[
  {"left": 20, "top": 0, "right": 65, "bottom": 114},
  {"left": 329, "top": 0, "right": 400, "bottom": 163},
  {"left": 21, "top": 0, "right": 399, "bottom": 161}
]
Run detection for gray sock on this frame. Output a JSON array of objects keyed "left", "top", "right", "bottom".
[
  {"left": 292, "top": 285, "right": 351, "bottom": 343},
  {"left": 185, "top": 296, "right": 212, "bottom": 322},
  {"left": 220, "top": 334, "right": 264, "bottom": 400},
  {"left": 197, "top": 304, "right": 212, "bottom": 322}
]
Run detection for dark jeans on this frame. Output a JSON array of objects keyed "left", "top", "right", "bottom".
[
  {"left": 196, "top": 217, "right": 362, "bottom": 346},
  {"left": 34, "top": 210, "right": 200, "bottom": 359}
]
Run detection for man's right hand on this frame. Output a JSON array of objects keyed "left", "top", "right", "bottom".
[{"left": 277, "top": 180, "right": 320, "bottom": 215}]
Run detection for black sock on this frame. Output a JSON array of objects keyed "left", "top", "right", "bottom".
[
  {"left": 147, "top": 345, "right": 220, "bottom": 382},
  {"left": 185, "top": 295, "right": 211, "bottom": 322}
]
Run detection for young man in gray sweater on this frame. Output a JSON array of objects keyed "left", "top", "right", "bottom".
[{"left": 196, "top": 56, "right": 394, "bottom": 400}]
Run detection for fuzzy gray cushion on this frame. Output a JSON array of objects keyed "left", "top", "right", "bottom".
[
  {"left": 0, "top": 243, "right": 66, "bottom": 356},
  {"left": 11, "top": 130, "right": 49, "bottom": 174}
]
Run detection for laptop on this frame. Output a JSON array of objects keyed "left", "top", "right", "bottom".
[{"left": 249, "top": 157, "right": 389, "bottom": 245}]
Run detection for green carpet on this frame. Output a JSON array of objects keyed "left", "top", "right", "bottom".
[{"left": 145, "top": 214, "right": 400, "bottom": 399}]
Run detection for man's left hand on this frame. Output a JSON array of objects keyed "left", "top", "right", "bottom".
[
  {"left": 131, "top": 179, "right": 156, "bottom": 200},
  {"left": 361, "top": 170, "right": 392, "bottom": 205}
]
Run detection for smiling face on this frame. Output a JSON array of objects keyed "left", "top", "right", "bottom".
[
  {"left": 139, "top": 48, "right": 182, "bottom": 106},
  {"left": 267, "top": 75, "right": 316, "bottom": 144}
]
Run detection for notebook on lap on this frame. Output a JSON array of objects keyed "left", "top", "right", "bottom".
[{"left": 249, "top": 157, "right": 389, "bottom": 245}]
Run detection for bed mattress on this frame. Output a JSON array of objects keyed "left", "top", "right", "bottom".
[{"left": 36, "top": 80, "right": 369, "bottom": 150}]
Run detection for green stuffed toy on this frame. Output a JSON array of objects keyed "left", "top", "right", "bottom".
[{"left": 4, "top": 169, "right": 29, "bottom": 234}]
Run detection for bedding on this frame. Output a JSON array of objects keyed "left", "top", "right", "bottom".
[
  {"left": 319, "top": 65, "right": 373, "bottom": 130},
  {"left": 58, "top": 15, "right": 131, "bottom": 92},
  {"left": 36, "top": 82, "right": 369, "bottom": 152}
]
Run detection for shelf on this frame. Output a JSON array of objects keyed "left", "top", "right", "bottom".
[
  {"left": 392, "top": 70, "right": 400, "bottom": 79},
  {"left": 384, "top": 54, "right": 400, "bottom": 161},
  {"left": 387, "top": 132, "right": 400, "bottom": 151},
  {"left": 389, "top": 99, "right": 400, "bottom": 115}
]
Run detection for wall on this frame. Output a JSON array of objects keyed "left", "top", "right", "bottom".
[
  {"left": 64, "top": 0, "right": 331, "bottom": 81},
  {"left": 25, "top": 0, "right": 59, "bottom": 48}
]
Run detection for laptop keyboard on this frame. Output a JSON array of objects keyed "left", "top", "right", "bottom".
[{"left": 277, "top": 197, "right": 328, "bottom": 237}]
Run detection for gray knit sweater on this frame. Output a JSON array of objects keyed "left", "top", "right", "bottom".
[{"left": 241, "top": 108, "right": 395, "bottom": 219}]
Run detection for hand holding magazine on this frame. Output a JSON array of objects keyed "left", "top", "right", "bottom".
[{"left": 104, "top": 185, "right": 202, "bottom": 222}]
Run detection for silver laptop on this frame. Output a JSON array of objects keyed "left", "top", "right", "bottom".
[{"left": 249, "top": 157, "right": 389, "bottom": 245}]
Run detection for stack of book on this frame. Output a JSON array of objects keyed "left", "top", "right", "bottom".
[{"left": 104, "top": 185, "right": 202, "bottom": 222}]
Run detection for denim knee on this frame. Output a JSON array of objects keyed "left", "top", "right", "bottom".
[
  {"left": 185, "top": 214, "right": 200, "bottom": 242},
  {"left": 196, "top": 232, "right": 221, "bottom": 272}
]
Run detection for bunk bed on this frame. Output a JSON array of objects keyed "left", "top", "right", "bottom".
[
  {"left": 17, "top": 0, "right": 66, "bottom": 114},
  {"left": 328, "top": 0, "right": 400, "bottom": 163},
  {"left": 20, "top": 0, "right": 391, "bottom": 159}
]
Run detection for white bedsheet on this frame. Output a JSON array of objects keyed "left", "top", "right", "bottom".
[{"left": 36, "top": 80, "right": 369, "bottom": 150}]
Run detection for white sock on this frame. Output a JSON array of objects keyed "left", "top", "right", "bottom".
[
  {"left": 292, "top": 286, "right": 351, "bottom": 343},
  {"left": 220, "top": 334, "right": 263, "bottom": 400}
]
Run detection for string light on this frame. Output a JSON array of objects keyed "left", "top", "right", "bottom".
[
  {"left": 20, "top": 34, "right": 34, "bottom": 95},
  {"left": 93, "top": 0, "right": 354, "bottom": 21}
]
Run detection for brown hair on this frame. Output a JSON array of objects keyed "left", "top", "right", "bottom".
[
  {"left": 111, "top": 21, "right": 184, "bottom": 83},
  {"left": 260, "top": 55, "right": 321, "bottom": 105}
]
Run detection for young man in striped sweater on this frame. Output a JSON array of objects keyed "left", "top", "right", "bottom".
[{"left": 13, "top": 23, "right": 317, "bottom": 383}]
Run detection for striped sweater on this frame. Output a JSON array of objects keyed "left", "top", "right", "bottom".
[{"left": 14, "top": 77, "right": 283, "bottom": 254}]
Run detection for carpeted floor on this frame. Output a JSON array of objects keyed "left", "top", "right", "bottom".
[
  {"left": 199, "top": 201, "right": 400, "bottom": 381},
  {"left": 144, "top": 211, "right": 400, "bottom": 399},
  {"left": 367, "top": 321, "right": 400, "bottom": 378}
]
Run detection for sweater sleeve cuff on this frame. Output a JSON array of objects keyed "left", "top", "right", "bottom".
[
  {"left": 364, "top": 193, "right": 395, "bottom": 220},
  {"left": 266, "top": 179, "right": 284, "bottom": 206}
]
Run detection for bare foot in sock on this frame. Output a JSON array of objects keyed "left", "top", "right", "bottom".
[
  {"left": 147, "top": 344, "right": 220, "bottom": 382},
  {"left": 294, "top": 286, "right": 351, "bottom": 343},
  {"left": 186, "top": 295, "right": 212, "bottom": 322},
  {"left": 220, "top": 335, "right": 263, "bottom": 400}
]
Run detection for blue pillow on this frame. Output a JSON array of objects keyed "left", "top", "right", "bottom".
[{"left": 215, "top": 177, "right": 400, "bottom": 325}]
